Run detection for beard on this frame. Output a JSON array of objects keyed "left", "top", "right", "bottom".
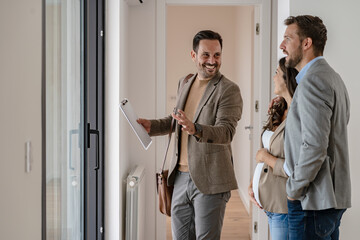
[
  {"left": 198, "top": 63, "right": 220, "bottom": 79},
  {"left": 285, "top": 46, "right": 303, "bottom": 68}
]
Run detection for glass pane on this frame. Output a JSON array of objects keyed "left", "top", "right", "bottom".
[{"left": 45, "top": 0, "right": 84, "bottom": 239}]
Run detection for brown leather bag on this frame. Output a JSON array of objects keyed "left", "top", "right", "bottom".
[
  {"left": 156, "top": 169, "right": 173, "bottom": 216},
  {"left": 156, "top": 73, "right": 193, "bottom": 216},
  {"left": 156, "top": 116, "right": 175, "bottom": 216}
]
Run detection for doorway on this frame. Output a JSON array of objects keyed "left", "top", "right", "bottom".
[
  {"left": 156, "top": 0, "right": 272, "bottom": 239},
  {"left": 165, "top": 5, "right": 254, "bottom": 239}
]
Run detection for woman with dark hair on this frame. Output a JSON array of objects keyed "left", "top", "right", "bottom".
[{"left": 248, "top": 57, "right": 298, "bottom": 240}]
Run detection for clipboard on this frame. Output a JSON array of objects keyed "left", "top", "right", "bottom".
[{"left": 119, "top": 98, "right": 152, "bottom": 150}]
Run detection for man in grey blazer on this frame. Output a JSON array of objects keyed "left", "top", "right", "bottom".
[
  {"left": 280, "top": 15, "right": 351, "bottom": 240},
  {"left": 138, "top": 30, "right": 243, "bottom": 240}
]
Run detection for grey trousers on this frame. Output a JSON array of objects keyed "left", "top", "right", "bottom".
[{"left": 171, "top": 171, "right": 231, "bottom": 240}]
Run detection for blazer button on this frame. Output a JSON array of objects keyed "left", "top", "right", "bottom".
[{"left": 264, "top": 168, "right": 268, "bottom": 173}]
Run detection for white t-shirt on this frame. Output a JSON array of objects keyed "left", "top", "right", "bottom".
[{"left": 252, "top": 130, "right": 274, "bottom": 207}]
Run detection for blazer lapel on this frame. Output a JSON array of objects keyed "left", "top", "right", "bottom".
[
  {"left": 174, "top": 74, "right": 196, "bottom": 132},
  {"left": 193, "top": 73, "right": 222, "bottom": 122},
  {"left": 269, "top": 120, "right": 286, "bottom": 147},
  {"left": 176, "top": 74, "right": 196, "bottom": 111}
]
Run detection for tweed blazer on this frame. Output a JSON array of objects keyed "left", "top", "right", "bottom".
[
  {"left": 285, "top": 58, "right": 351, "bottom": 210},
  {"left": 149, "top": 72, "right": 243, "bottom": 194},
  {"left": 258, "top": 120, "right": 288, "bottom": 213}
]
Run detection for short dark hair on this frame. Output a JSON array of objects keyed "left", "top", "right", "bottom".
[
  {"left": 284, "top": 15, "right": 327, "bottom": 56},
  {"left": 193, "top": 30, "right": 223, "bottom": 53},
  {"left": 263, "top": 57, "right": 298, "bottom": 131}
]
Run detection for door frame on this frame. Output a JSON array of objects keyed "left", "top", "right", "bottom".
[
  {"left": 42, "top": 0, "right": 105, "bottom": 239},
  {"left": 84, "top": 0, "right": 105, "bottom": 239},
  {"left": 155, "top": 0, "right": 272, "bottom": 239}
]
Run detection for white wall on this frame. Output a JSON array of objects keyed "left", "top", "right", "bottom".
[
  {"left": 105, "top": 0, "right": 126, "bottom": 239},
  {"left": 124, "top": 1, "right": 158, "bottom": 239},
  {"left": 0, "top": 0, "right": 42, "bottom": 239},
  {"left": 288, "top": 1, "right": 360, "bottom": 239},
  {"left": 270, "top": 0, "right": 290, "bottom": 96}
]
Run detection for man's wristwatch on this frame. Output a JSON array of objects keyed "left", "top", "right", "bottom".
[{"left": 193, "top": 122, "right": 203, "bottom": 136}]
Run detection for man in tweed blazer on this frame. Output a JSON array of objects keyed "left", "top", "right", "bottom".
[
  {"left": 280, "top": 15, "right": 351, "bottom": 240},
  {"left": 138, "top": 30, "right": 242, "bottom": 239}
]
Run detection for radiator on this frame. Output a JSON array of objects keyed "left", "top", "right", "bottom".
[{"left": 125, "top": 165, "right": 146, "bottom": 240}]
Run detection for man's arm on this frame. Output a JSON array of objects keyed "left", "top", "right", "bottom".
[
  {"left": 137, "top": 115, "right": 172, "bottom": 137},
  {"left": 198, "top": 83, "right": 243, "bottom": 144},
  {"left": 286, "top": 76, "right": 333, "bottom": 199},
  {"left": 171, "top": 110, "right": 196, "bottom": 135},
  {"left": 171, "top": 82, "right": 242, "bottom": 144}
]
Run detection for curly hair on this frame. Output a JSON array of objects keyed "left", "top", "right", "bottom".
[{"left": 263, "top": 57, "right": 298, "bottom": 131}]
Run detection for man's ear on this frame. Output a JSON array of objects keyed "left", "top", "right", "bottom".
[
  {"left": 303, "top": 37, "right": 312, "bottom": 50},
  {"left": 191, "top": 50, "right": 196, "bottom": 62}
]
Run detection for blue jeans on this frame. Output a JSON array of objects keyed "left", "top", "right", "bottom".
[
  {"left": 265, "top": 211, "right": 288, "bottom": 240},
  {"left": 287, "top": 199, "right": 346, "bottom": 240}
]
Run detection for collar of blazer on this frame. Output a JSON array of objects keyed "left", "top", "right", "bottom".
[{"left": 176, "top": 72, "right": 223, "bottom": 122}]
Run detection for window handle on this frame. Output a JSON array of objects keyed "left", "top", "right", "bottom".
[{"left": 87, "top": 123, "right": 100, "bottom": 170}]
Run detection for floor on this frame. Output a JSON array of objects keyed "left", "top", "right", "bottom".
[{"left": 166, "top": 190, "right": 251, "bottom": 239}]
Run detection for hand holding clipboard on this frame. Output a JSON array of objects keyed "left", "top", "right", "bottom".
[{"left": 119, "top": 99, "right": 152, "bottom": 150}]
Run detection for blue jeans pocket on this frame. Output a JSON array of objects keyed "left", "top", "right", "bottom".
[
  {"left": 314, "top": 212, "right": 335, "bottom": 238},
  {"left": 313, "top": 209, "right": 344, "bottom": 238}
]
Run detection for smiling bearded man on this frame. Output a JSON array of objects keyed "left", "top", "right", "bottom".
[{"left": 137, "top": 30, "right": 243, "bottom": 240}]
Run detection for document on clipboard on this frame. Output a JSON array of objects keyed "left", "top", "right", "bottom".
[{"left": 119, "top": 98, "right": 152, "bottom": 150}]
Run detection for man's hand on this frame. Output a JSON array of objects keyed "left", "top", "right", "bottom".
[
  {"left": 172, "top": 110, "right": 196, "bottom": 135},
  {"left": 137, "top": 118, "right": 151, "bottom": 133},
  {"left": 248, "top": 183, "right": 263, "bottom": 209}
]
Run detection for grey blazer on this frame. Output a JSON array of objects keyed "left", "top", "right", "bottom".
[
  {"left": 150, "top": 72, "right": 243, "bottom": 194},
  {"left": 285, "top": 58, "right": 351, "bottom": 210},
  {"left": 259, "top": 120, "right": 288, "bottom": 214}
]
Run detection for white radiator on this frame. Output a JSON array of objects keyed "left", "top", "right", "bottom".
[{"left": 125, "top": 165, "right": 146, "bottom": 240}]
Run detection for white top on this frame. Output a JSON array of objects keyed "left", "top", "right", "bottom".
[{"left": 252, "top": 130, "right": 274, "bottom": 207}]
